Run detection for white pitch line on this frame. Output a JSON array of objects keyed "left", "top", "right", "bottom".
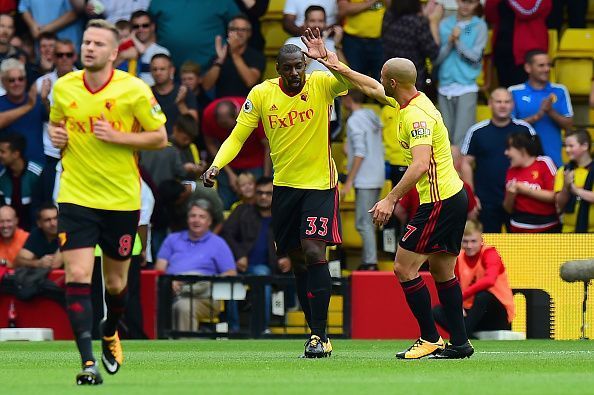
[{"left": 480, "top": 351, "right": 594, "bottom": 354}]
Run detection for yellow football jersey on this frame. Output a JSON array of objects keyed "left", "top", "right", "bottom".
[
  {"left": 236, "top": 72, "right": 348, "bottom": 189},
  {"left": 50, "top": 69, "right": 166, "bottom": 210},
  {"left": 386, "top": 93, "right": 463, "bottom": 204},
  {"left": 554, "top": 166, "right": 594, "bottom": 233}
]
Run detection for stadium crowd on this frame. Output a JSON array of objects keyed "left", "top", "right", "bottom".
[{"left": 0, "top": 0, "right": 592, "bottom": 337}]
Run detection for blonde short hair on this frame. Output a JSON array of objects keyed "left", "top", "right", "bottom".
[
  {"left": 86, "top": 18, "right": 119, "bottom": 42},
  {"left": 463, "top": 219, "right": 483, "bottom": 236}
]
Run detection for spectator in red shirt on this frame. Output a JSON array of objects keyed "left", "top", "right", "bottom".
[
  {"left": 503, "top": 131, "right": 559, "bottom": 232},
  {"left": 202, "top": 97, "right": 271, "bottom": 209},
  {"left": 433, "top": 219, "right": 515, "bottom": 337}
]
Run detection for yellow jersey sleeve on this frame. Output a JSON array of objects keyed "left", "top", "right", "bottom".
[
  {"left": 313, "top": 71, "right": 348, "bottom": 100},
  {"left": 49, "top": 82, "right": 65, "bottom": 123},
  {"left": 236, "top": 86, "right": 262, "bottom": 129},
  {"left": 132, "top": 80, "right": 167, "bottom": 131},
  {"left": 403, "top": 106, "right": 435, "bottom": 149},
  {"left": 554, "top": 167, "right": 566, "bottom": 192}
]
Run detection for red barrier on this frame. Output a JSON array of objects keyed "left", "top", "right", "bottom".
[
  {"left": 351, "top": 271, "right": 449, "bottom": 339},
  {"left": 0, "top": 270, "right": 160, "bottom": 339}
]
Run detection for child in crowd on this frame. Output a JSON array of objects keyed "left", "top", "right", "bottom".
[
  {"left": 230, "top": 172, "right": 256, "bottom": 211},
  {"left": 171, "top": 114, "right": 207, "bottom": 181},
  {"left": 114, "top": 19, "right": 144, "bottom": 74},
  {"left": 554, "top": 129, "right": 594, "bottom": 233}
]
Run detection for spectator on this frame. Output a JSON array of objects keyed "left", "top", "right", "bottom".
[
  {"left": 547, "top": 0, "right": 587, "bottom": 32},
  {"left": 341, "top": 90, "right": 384, "bottom": 271},
  {"left": 382, "top": 0, "right": 440, "bottom": 90},
  {"left": 0, "top": 58, "right": 46, "bottom": 165},
  {"left": 171, "top": 113, "right": 207, "bottom": 182},
  {"left": 284, "top": 6, "right": 346, "bottom": 74},
  {"left": 381, "top": 105, "right": 407, "bottom": 188},
  {"left": 130, "top": 10, "right": 170, "bottom": 86},
  {"left": 14, "top": 202, "right": 61, "bottom": 270},
  {"left": 485, "top": 0, "right": 551, "bottom": 87},
  {"left": 35, "top": 38, "right": 77, "bottom": 203},
  {"left": 435, "top": 0, "right": 487, "bottom": 148},
  {"left": 230, "top": 172, "right": 256, "bottom": 210},
  {"left": 202, "top": 97, "right": 270, "bottom": 209},
  {"left": 283, "top": 0, "right": 339, "bottom": 36},
  {"left": 503, "top": 131, "right": 559, "bottom": 233},
  {"left": 284, "top": 6, "right": 345, "bottom": 139},
  {"left": 139, "top": 143, "right": 184, "bottom": 189},
  {"left": 0, "top": 13, "right": 26, "bottom": 65},
  {"left": 432, "top": 219, "right": 515, "bottom": 337},
  {"left": 84, "top": 0, "right": 150, "bottom": 24},
  {"left": 29, "top": 31, "right": 56, "bottom": 82},
  {"left": 156, "top": 198, "right": 237, "bottom": 332},
  {"left": 0, "top": 133, "right": 42, "bottom": 231},
  {"left": 114, "top": 19, "right": 138, "bottom": 74},
  {"left": 149, "top": 0, "right": 239, "bottom": 70},
  {"left": 150, "top": 53, "right": 198, "bottom": 135},
  {"left": 509, "top": 49, "right": 573, "bottom": 167},
  {"left": 180, "top": 61, "right": 211, "bottom": 113},
  {"left": 0, "top": 205, "right": 29, "bottom": 268},
  {"left": 233, "top": 0, "right": 269, "bottom": 51},
  {"left": 221, "top": 176, "right": 283, "bottom": 331},
  {"left": 202, "top": 14, "right": 265, "bottom": 99},
  {"left": 554, "top": 129, "right": 594, "bottom": 233},
  {"left": 338, "top": 0, "right": 387, "bottom": 80},
  {"left": 19, "top": 0, "right": 84, "bottom": 51},
  {"left": 461, "top": 87, "right": 535, "bottom": 232}
]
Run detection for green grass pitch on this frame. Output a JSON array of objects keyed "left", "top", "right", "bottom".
[{"left": 1, "top": 340, "right": 594, "bottom": 394}]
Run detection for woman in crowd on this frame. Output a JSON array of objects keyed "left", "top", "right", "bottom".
[
  {"left": 156, "top": 199, "right": 236, "bottom": 331},
  {"left": 503, "top": 131, "right": 559, "bottom": 233},
  {"left": 554, "top": 129, "right": 594, "bottom": 233}
]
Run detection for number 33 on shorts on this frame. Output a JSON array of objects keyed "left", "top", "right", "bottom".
[{"left": 305, "top": 216, "right": 329, "bottom": 236}]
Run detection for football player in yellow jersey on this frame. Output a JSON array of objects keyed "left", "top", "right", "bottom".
[
  {"left": 48, "top": 20, "right": 167, "bottom": 385},
  {"left": 303, "top": 28, "right": 474, "bottom": 359},
  {"left": 203, "top": 44, "right": 349, "bottom": 358}
]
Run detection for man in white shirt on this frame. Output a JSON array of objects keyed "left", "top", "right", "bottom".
[{"left": 283, "top": 0, "right": 339, "bottom": 36}]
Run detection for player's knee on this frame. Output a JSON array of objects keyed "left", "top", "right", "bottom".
[
  {"left": 65, "top": 264, "right": 92, "bottom": 283},
  {"left": 104, "top": 274, "right": 127, "bottom": 294},
  {"left": 393, "top": 261, "right": 417, "bottom": 282}
]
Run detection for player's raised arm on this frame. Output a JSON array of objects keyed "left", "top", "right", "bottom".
[
  {"left": 202, "top": 122, "right": 255, "bottom": 187},
  {"left": 301, "top": 28, "right": 391, "bottom": 106}
]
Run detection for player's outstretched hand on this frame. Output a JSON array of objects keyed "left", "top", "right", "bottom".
[
  {"left": 201, "top": 166, "right": 219, "bottom": 188},
  {"left": 49, "top": 121, "right": 68, "bottom": 149},
  {"left": 369, "top": 197, "right": 396, "bottom": 226},
  {"left": 301, "top": 27, "right": 328, "bottom": 60}
]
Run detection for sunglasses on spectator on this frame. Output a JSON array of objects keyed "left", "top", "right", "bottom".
[
  {"left": 6, "top": 76, "right": 25, "bottom": 83},
  {"left": 132, "top": 23, "right": 151, "bottom": 29},
  {"left": 256, "top": 190, "right": 272, "bottom": 196},
  {"left": 56, "top": 52, "right": 74, "bottom": 58}
]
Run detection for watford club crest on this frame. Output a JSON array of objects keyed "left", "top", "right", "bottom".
[
  {"left": 300, "top": 92, "right": 308, "bottom": 102},
  {"left": 104, "top": 99, "right": 115, "bottom": 111}
]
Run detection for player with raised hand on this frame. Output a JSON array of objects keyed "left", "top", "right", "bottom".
[
  {"left": 302, "top": 27, "right": 474, "bottom": 359},
  {"left": 202, "top": 42, "right": 348, "bottom": 358},
  {"left": 49, "top": 19, "right": 167, "bottom": 384}
]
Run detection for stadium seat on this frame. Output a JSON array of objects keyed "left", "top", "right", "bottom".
[
  {"left": 331, "top": 141, "right": 347, "bottom": 174},
  {"left": 553, "top": 29, "right": 594, "bottom": 96},
  {"left": 476, "top": 104, "right": 491, "bottom": 123},
  {"left": 262, "top": 0, "right": 285, "bottom": 20},
  {"left": 476, "top": 29, "right": 493, "bottom": 91},
  {"left": 554, "top": 58, "right": 593, "bottom": 96},
  {"left": 263, "top": 57, "right": 278, "bottom": 80},
  {"left": 261, "top": 20, "right": 291, "bottom": 56},
  {"left": 588, "top": 0, "right": 594, "bottom": 23},
  {"left": 340, "top": 208, "right": 362, "bottom": 248}
]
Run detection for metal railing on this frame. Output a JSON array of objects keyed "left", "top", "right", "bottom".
[{"left": 157, "top": 274, "right": 350, "bottom": 339}]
